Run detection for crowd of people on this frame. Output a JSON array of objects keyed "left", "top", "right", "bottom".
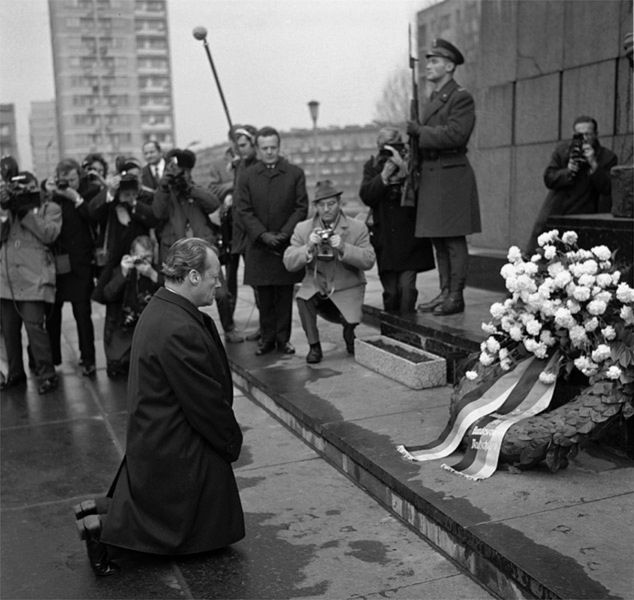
[{"left": 0, "top": 36, "right": 620, "bottom": 576}]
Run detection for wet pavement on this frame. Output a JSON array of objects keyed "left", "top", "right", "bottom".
[{"left": 1, "top": 265, "right": 632, "bottom": 599}]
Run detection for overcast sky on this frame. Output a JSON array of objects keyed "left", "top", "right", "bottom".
[{"left": 1, "top": 0, "right": 430, "bottom": 169}]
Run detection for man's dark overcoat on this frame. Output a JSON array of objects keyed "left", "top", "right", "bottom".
[
  {"left": 413, "top": 78, "right": 481, "bottom": 238},
  {"left": 100, "top": 287, "right": 244, "bottom": 555},
  {"left": 359, "top": 157, "right": 435, "bottom": 273},
  {"left": 236, "top": 158, "right": 308, "bottom": 286}
]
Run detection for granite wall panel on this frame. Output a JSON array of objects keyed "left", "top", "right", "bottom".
[
  {"left": 477, "top": 0, "right": 517, "bottom": 87},
  {"left": 517, "top": 0, "right": 565, "bottom": 78},
  {"left": 561, "top": 61, "right": 617, "bottom": 136},
  {"left": 616, "top": 57, "right": 633, "bottom": 136},
  {"left": 477, "top": 83, "right": 514, "bottom": 148},
  {"left": 515, "top": 73, "right": 560, "bottom": 144}
]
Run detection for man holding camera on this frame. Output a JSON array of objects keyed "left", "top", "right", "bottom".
[
  {"left": 46, "top": 158, "right": 101, "bottom": 377},
  {"left": 525, "top": 115, "right": 617, "bottom": 252},
  {"left": 88, "top": 157, "right": 159, "bottom": 271},
  {"left": 360, "top": 127, "right": 435, "bottom": 315},
  {"left": 283, "top": 180, "right": 375, "bottom": 364},
  {"left": 0, "top": 163, "right": 61, "bottom": 393},
  {"left": 407, "top": 38, "right": 481, "bottom": 316}
]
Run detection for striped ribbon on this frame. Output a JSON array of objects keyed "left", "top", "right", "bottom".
[
  {"left": 441, "top": 353, "right": 558, "bottom": 480},
  {"left": 396, "top": 357, "right": 536, "bottom": 462}
]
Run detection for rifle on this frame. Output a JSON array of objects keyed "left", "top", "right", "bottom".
[{"left": 402, "top": 24, "right": 420, "bottom": 207}]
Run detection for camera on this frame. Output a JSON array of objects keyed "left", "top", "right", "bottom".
[
  {"left": 118, "top": 172, "right": 139, "bottom": 193},
  {"left": 0, "top": 174, "right": 41, "bottom": 215},
  {"left": 315, "top": 227, "right": 335, "bottom": 261},
  {"left": 568, "top": 133, "right": 587, "bottom": 170},
  {"left": 379, "top": 143, "right": 406, "bottom": 159},
  {"left": 55, "top": 177, "right": 70, "bottom": 191},
  {"left": 132, "top": 256, "right": 146, "bottom": 266},
  {"left": 316, "top": 227, "right": 334, "bottom": 242}
]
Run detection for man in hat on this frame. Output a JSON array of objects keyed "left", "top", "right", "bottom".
[
  {"left": 283, "top": 180, "right": 375, "bottom": 364},
  {"left": 237, "top": 126, "right": 308, "bottom": 356},
  {"left": 407, "top": 38, "right": 481, "bottom": 316},
  {"left": 359, "top": 127, "right": 435, "bottom": 315}
]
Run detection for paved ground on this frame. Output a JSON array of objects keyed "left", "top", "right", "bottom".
[{"left": 1, "top": 266, "right": 493, "bottom": 599}]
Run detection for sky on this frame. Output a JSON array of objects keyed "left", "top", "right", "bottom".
[{"left": 0, "top": 0, "right": 432, "bottom": 170}]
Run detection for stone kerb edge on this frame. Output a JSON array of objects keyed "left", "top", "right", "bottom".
[{"left": 354, "top": 334, "right": 447, "bottom": 389}]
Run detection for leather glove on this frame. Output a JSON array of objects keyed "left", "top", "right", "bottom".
[{"left": 407, "top": 121, "right": 420, "bottom": 137}]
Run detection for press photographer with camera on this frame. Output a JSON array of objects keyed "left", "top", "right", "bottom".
[
  {"left": 283, "top": 180, "right": 375, "bottom": 364},
  {"left": 88, "top": 156, "right": 158, "bottom": 272},
  {"left": 360, "top": 128, "right": 434, "bottom": 315},
  {"left": 81, "top": 153, "right": 109, "bottom": 191},
  {"left": 45, "top": 158, "right": 101, "bottom": 377},
  {"left": 91, "top": 235, "right": 161, "bottom": 378},
  {"left": 525, "top": 116, "right": 618, "bottom": 252},
  {"left": 0, "top": 159, "right": 61, "bottom": 393}
]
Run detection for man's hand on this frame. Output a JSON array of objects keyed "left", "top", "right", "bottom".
[
  {"left": 135, "top": 259, "right": 158, "bottom": 283},
  {"left": 106, "top": 174, "right": 121, "bottom": 197},
  {"left": 308, "top": 229, "right": 322, "bottom": 251},
  {"left": 567, "top": 158, "right": 580, "bottom": 174},
  {"left": 329, "top": 233, "right": 343, "bottom": 253},
  {"left": 120, "top": 254, "right": 135, "bottom": 277},
  {"left": 260, "top": 231, "right": 279, "bottom": 247},
  {"left": 582, "top": 143, "right": 598, "bottom": 172}
]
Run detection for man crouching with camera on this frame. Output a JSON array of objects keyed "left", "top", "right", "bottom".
[
  {"left": 283, "top": 180, "right": 375, "bottom": 363},
  {"left": 0, "top": 157, "right": 61, "bottom": 393}
]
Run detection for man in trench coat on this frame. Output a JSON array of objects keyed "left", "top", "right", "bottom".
[
  {"left": 237, "top": 126, "right": 308, "bottom": 355},
  {"left": 407, "top": 38, "right": 481, "bottom": 316},
  {"left": 75, "top": 238, "right": 244, "bottom": 576}
]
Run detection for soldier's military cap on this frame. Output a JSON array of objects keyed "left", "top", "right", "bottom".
[{"left": 426, "top": 38, "right": 465, "bottom": 65}]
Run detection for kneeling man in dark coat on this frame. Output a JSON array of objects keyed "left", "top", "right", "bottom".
[{"left": 75, "top": 237, "right": 244, "bottom": 576}]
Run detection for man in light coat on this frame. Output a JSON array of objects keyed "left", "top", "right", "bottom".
[{"left": 284, "top": 180, "right": 375, "bottom": 364}]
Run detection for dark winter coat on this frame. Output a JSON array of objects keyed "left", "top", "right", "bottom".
[
  {"left": 359, "top": 156, "right": 435, "bottom": 273},
  {"left": 100, "top": 287, "right": 244, "bottom": 555},
  {"left": 411, "top": 78, "right": 481, "bottom": 237},
  {"left": 236, "top": 158, "right": 308, "bottom": 286}
]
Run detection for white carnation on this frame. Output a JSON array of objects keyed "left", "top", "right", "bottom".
[
  {"left": 591, "top": 344, "right": 611, "bottom": 363},
  {"left": 566, "top": 299, "right": 582, "bottom": 314},
  {"left": 547, "top": 262, "right": 565, "bottom": 277},
  {"left": 540, "top": 329, "right": 556, "bottom": 346},
  {"left": 465, "top": 370, "right": 478, "bottom": 381},
  {"left": 543, "top": 245, "right": 557, "bottom": 260},
  {"left": 595, "top": 273, "right": 613, "bottom": 288},
  {"left": 523, "top": 262, "right": 538, "bottom": 276},
  {"left": 500, "top": 359, "right": 513, "bottom": 371},
  {"left": 531, "top": 253, "right": 541, "bottom": 263},
  {"left": 525, "top": 318, "right": 542, "bottom": 336},
  {"left": 500, "top": 263, "right": 516, "bottom": 280},
  {"left": 582, "top": 259, "right": 599, "bottom": 275},
  {"left": 489, "top": 302, "right": 506, "bottom": 319},
  {"left": 553, "top": 271, "right": 572, "bottom": 288},
  {"left": 485, "top": 337, "right": 501, "bottom": 354},
  {"left": 578, "top": 274, "right": 595, "bottom": 288},
  {"left": 509, "top": 325, "right": 524, "bottom": 341},
  {"left": 591, "top": 245, "right": 611, "bottom": 261},
  {"left": 561, "top": 231, "right": 578, "bottom": 245},
  {"left": 606, "top": 366, "right": 622, "bottom": 380},
  {"left": 507, "top": 246, "right": 523, "bottom": 263},
  {"left": 616, "top": 283, "right": 634, "bottom": 304},
  {"left": 572, "top": 286, "right": 591, "bottom": 302},
  {"left": 479, "top": 352, "right": 494, "bottom": 366},
  {"left": 554, "top": 307, "right": 575, "bottom": 328},
  {"left": 612, "top": 271, "right": 621, "bottom": 285},
  {"left": 587, "top": 299, "right": 607, "bottom": 315},
  {"left": 498, "top": 347, "right": 509, "bottom": 360},
  {"left": 481, "top": 322, "right": 497, "bottom": 335},
  {"left": 539, "top": 371, "right": 557, "bottom": 384},
  {"left": 584, "top": 317, "right": 599, "bottom": 332},
  {"left": 601, "top": 325, "right": 616, "bottom": 341},
  {"left": 533, "top": 343, "right": 548, "bottom": 359},
  {"left": 620, "top": 305, "right": 634, "bottom": 325},
  {"left": 569, "top": 325, "right": 588, "bottom": 347}
]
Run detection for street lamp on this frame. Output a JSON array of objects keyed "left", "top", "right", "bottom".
[{"left": 307, "top": 100, "right": 320, "bottom": 185}]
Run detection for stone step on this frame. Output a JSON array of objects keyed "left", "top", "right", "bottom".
[{"left": 466, "top": 247, "right": 508, "bottom": 293}]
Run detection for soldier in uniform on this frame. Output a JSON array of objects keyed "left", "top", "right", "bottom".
[{"left": 407, "top": 38, "right": 481, "bottom": 316}]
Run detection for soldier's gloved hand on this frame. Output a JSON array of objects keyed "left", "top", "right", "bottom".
[
  {"left": 406, "top": 121, "right": 420, "bottom": 137},
  {"left": 260, "top": 231, "right": 279, "bottom": 247}
]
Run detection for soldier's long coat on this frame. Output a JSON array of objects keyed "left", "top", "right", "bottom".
[
  {"left": 414, "top": 78, "right": 481, "bottom": 238},
  {"left": 100, "top": 288, "right": 244, "bottom": 555}
]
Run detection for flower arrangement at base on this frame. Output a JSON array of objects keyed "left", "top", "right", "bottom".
[{"left": 397, "top": 229, "right": 633, "bottom": 478}]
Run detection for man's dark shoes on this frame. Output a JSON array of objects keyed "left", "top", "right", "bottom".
[
  {"left": 433, "top": 296, "right": 465, "bottom": 316},
  {"left": 306, "top": 343, "right": 322, "bottom": 364},
  {"left": 343, "top": 324, "right": 356, "bottom": 355},
  {"left": 417, "top": 291, "right": 449, "bottom": 313},
  {"left": 278, "top": 342, "right": 295, "bottom": 355},
  {"left": 37, "top": 374, "right": 59, "bottom": 395},
  {"left": 255, "top": 341, "right": 276, "bottom": 356},
  {"left": 224, "top": 330, "right": 245, "bottom": 343},
  {"left": 76, "top": 514, "right": 119, "bottom": 576},
  {"left": 73, "top": 499, "right": 98, "bottom": 520},
  {"left": 245, "top": 329, "right": 261, "bottom": 341},
  {"left": 0, "top": 372, "right": 27, "bottom": 391}
]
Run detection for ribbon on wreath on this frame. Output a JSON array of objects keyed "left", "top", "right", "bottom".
[{"left": 397, "top": 354, "right": 558, "bottom": 479}]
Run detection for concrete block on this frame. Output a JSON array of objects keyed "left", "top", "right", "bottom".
[
  {"left": 477, "top": 83, "right": 514, "bottom": 148},
  {"left": 517, "top": 0, "right": 565, "bottom": 78},
  {"left": 478, "top": 0, "right": 517, "bottom": 86},
  {"left": 354, "top": 335, "right": 446, "bottom": 390},
  {"left": 561, "top": 61, "right": 616, "bottom": 136},
  {"left": 469, "top": 147, "right": 512, "bottom": 249},
  {"left": 563, "top": 0, "right": 623, "bottom": 68},
  {"left": 611, "top": 165, "right": 634, "bottom": 218},
  {"left": 511, "top": 142, "right": 554, "bottom": 249},
  {"left": 515, "top": 74, "right": 560, "bottom": 144},
  {"left": 612, "top": 133, "right": 634, "bottom": 165}
]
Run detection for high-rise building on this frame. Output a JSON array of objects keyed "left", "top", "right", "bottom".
[
  {"left": 0, "top": 104, "right": 19, "bottom": 163},
  {"left": 29, "top": 100, "right": 59, "bottom": 179},
  {"left": 47, "top": 0, "right": 175, "bottom": 167}
]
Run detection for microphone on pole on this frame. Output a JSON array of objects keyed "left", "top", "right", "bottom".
[{"left": 192, "top": 26, "right": 233, "bottom": 132}]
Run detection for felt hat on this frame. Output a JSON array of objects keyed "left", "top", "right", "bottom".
[
  {"left": 314, "top": 180, "right": 343, "bottom": 203},
  {"left": 166, "top": 149, "right": 196, "bottom": 169},
  {"left": 426, "top": 38, "right": 465, "bottom": 65}
]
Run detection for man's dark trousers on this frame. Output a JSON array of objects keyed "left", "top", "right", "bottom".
[{"left": 256, "top": 285, "right": 293, "bottom": 346}]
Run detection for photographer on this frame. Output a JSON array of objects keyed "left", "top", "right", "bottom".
[
  {"left": 526, "top": 115, "right": 617, "bottom": 252},
  {"left": 88, "top": 156, "right": 158, "bottom": 271},
  {"left": 81, "top": 153, "right": 109, "bottom": 192},
  {"left": 45, "top": 158, "right": 100, "bottom": 377},
  {"left": 92, "top": 235, "right": 161, "bottom": 378},
  {"left": 152, "top": 148, "right": 239, "bottom": 343},
  {"left": 359, "top": 128, "right": 434, "bottom": 315},
  {"left": 283, "top": 180, "right": 375, "bottom": 364},
  {"left": 0, "top": 164, "right": 61, "bottom": 394}
]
